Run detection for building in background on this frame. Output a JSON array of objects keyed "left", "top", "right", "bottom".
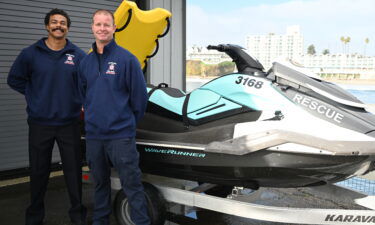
[
  {"left": 298, "top": 53, "right": 375, "bottom": 80},
  {"left": 246, "top": 25, "right": 304, "bottom": 69},
  {"left": 186, "top": 45, "right": 230, "bottom": 64}
]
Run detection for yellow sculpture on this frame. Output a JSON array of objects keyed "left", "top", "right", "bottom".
[{"left": 114, "top": 1, "right": 172, "bottom": 69}]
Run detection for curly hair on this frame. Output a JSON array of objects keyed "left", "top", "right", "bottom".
[{"left": 44, "top": 8, "right": 71, "bottom": 28}]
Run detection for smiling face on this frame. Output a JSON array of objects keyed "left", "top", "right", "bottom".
[
  {"left": 45, "top": 14, "right": 69, "bottom": 40},
  {"left": 92, "top": 12, "right": 116, "bottom": 45}
]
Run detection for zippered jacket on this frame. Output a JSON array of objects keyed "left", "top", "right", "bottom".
[
  {"left": 7, "top": 38, "right": 86, "bottom": 126},
  {"left": 78, "top": 40, "right": 148, "bottom": 140}
]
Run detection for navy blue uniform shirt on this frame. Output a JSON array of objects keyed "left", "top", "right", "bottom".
[
  {"left": 7, "top": 38, "right": 86, "bottom": 126},
  {"left": 78, "top": 40, "right": 148, "bottom": 140}
]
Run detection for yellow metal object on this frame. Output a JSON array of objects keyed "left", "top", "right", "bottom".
[{"left": 114, "top": 1, "right": 171, "bottom": 68}]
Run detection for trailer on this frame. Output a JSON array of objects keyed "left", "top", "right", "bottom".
[{"left": 81, "top": 170, "right": 375, "bottom": 225}]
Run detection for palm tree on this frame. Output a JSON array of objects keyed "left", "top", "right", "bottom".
[
  {"left": 340, "top": 36, "right": 351, "bottom": 53},
  {"left": 364, "top": 38, "right": 370, "bottom": 56},
  {"left": 340, "top": 36, "right": 345, "bottom": 53},
  {"left": 345, "top": 37, "right": 351, "bottom": 53}
]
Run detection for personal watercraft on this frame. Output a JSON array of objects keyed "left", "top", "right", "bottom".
[{"left": 136, "top": 44, "right": 375, "bottom": 189}]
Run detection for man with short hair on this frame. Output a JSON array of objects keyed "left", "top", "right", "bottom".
[
  {"left": 78, "top": 9, "right": 150, "bottom": 225},
  {"left": 7, "top": 8, "right": 87, "bottom": 225}
]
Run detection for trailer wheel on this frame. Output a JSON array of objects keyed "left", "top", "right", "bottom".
[{"left": 114, "top": 182, "right": 166, "bottom": 225}]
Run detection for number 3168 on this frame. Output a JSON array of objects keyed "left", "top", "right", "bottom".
[{"left": 235, "top": 76, "right": 263, "bottom": 89}]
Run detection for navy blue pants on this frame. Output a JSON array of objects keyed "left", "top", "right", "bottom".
[
  {"left": 86, "top": 138, "right": 150, "bottom": 225},
  {"left": 26, "top": 122, "right": 86, "bottom": 225}
]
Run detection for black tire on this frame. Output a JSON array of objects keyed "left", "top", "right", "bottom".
[{"left": 114, "top": 182, "right": 167, "bottom": 225}]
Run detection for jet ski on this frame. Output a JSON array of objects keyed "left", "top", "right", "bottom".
[{"left": 136, "top": 44, "right": 375, "bottom": 189}]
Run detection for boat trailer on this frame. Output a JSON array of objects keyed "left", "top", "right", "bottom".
[{"left": 80, "top": 171, "right": 375, "bottom": 225}]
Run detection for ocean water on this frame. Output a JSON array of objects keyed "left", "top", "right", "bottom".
[
  {"left": 186, "top": 78, "right": 213, "bottom": 93},
  {"left": 337, "top": 83, "right": 375, "bottom": 104},
  {"left": 347, "top": 89, "right": 375, "bottom": 104}
]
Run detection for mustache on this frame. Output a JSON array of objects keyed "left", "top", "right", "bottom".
[{"left": 52, "top": 28, "right": 64, "bottom": 32}]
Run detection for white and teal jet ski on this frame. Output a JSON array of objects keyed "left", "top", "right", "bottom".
[{"left": 135, "top": 44, "right": 375, "bottom": 189}]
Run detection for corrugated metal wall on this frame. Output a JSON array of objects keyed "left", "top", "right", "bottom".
[
  {"left": 0, "top": 0, "right": 122, "bottom": 172},
  {"left": 147, "top": 0, "right": 186, "bottom": 91}
]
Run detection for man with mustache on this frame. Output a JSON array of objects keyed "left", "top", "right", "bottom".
[
  {"left": 78, "top": 9, "right": 150, "bottom": 225},
  {"left": 7, "top": 8, "right": 87, "bottom": 225}
]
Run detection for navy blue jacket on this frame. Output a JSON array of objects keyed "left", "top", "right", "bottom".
[
  {"left": 78, "top": 40, "right": 148, "bottom": 140},
  {"left": 7, "top": 38, "right": 86, "bottom": 125}
]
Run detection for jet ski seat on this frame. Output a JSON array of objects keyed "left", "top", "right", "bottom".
[
  {"left": 147, "top": 83, "right": 186, "bottom": 115},
  {"left": 145, "top": 83, "right": 255, "bottom": 127},
  {"left": 137, "top": 83, "right": 262, "bottom": 143},
  {"left": 147, "top": 83, "right": 222, "bottom": 116}
]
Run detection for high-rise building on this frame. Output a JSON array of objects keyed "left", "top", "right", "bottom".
[{"left": 246, "top": 25, "right": 304, "bottom": 69}]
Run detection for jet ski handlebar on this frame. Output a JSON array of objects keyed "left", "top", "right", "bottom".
[
  {"left": 207, "top": 44, "right": 229, "bottom": 52},
  {"left": 206, "top": 44, "right": 265, "bottom": 75}
]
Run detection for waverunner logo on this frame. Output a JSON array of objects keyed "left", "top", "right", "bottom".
[
  {"left": 144, "top": 147, "right": 206, "bottom": 158},
  {"left": 64, "top": 54, "right": 75, "bottom": 65},
  {"left": 293, "top": 94, "right": 344, "bottom": 123},
  {"left": 106, "top": 62, "right": 117, "bottom": 75}
]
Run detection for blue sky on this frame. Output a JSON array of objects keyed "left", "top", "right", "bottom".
[
  {"left": 187, "top": 0, "right": 298, "bottom": 12},
  {"left": 187, "top": 0, "right": 375, "bottom": 55}
]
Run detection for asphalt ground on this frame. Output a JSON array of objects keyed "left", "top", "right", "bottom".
[{"left": 0, "top": 173, "right": 371, "bottom": 225}]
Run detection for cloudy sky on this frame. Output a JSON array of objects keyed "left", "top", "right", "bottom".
[{"left": 187, "top": 0, "right": 375, "bottom": 55}]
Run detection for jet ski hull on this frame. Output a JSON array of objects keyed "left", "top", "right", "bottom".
[{"left": 137, "top": 142, "right": 373, "bottom": 188}]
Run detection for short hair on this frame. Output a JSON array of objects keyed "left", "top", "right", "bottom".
[
  {"left": 92, "top": 9, "right": 115, "bottom": 25},
  {"left": 44, "top": 8, "right": 71, "bottom": 28}
]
